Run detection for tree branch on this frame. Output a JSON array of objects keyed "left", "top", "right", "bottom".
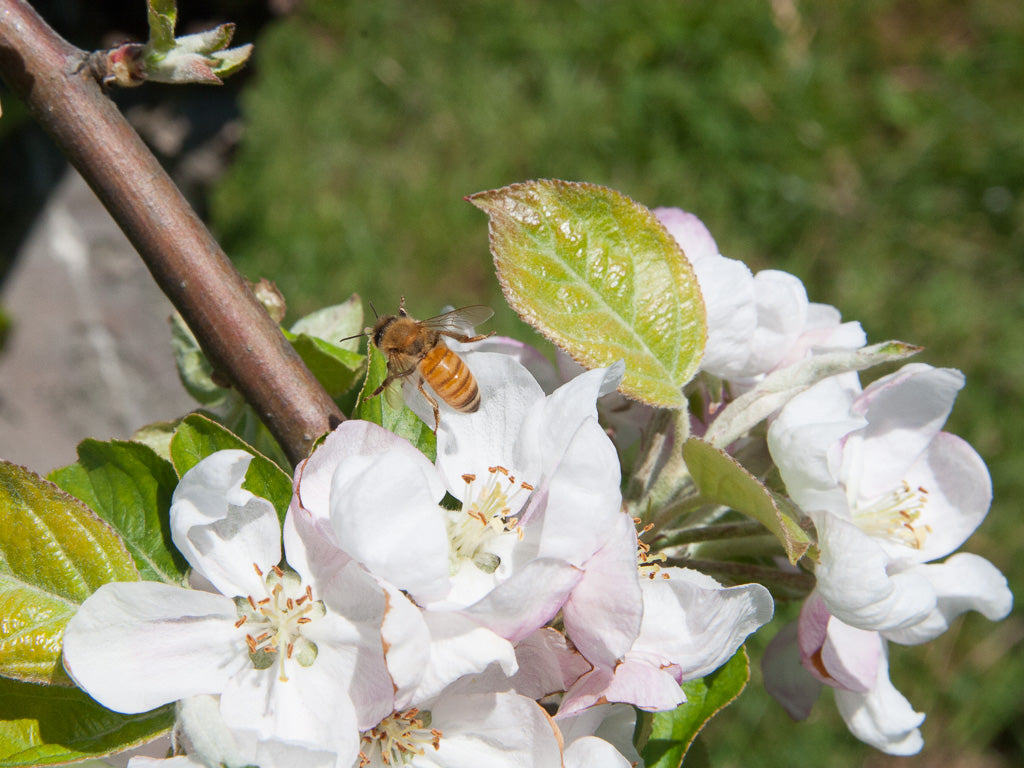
[{"left": 0, "top": 0, "right": 344, "bottom": 466}]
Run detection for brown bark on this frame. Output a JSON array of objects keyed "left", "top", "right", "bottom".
[{"left": 0, "top": 0, "right": 343, "bottom": 465}]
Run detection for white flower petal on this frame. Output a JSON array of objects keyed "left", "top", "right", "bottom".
[
  {"left": 563, "top": 736, "right": 632, "bottom": 768},
  {"left": 329, "top": 447, "right": 450, "bottom": 602},
  {"left": 171, "top": 450, "right": 281, "bottom": 597},
  {"left": 745, "top": 269, "right": 808, "bottom": 374},
  {"left": 833, "top": 649, "right": 925, "bottom": 755},
  {"left": 846, "top": 365, "right": 964, "bottom": 498},
  {"left": 62, "top": 582, "right": 241, "bottom": 713},
  {"left": 884, "top": 553, "right": 1013, "bottom": 645},
  {"left": 889, "top": 431, "right": 992, "bottom": 563},
  {"left": 812, "top": 511, "right": 936, "bottom": 631},
  {"left": 633, "top": 567, "right": 774, "bottom": 680},
  {"left": 428, "top": 692, "right": 563, "bottom": 768}
]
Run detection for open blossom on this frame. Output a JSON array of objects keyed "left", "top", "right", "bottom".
[
  {"left": 767, "top": 364, "right": 1012, "bottom": 634},
  {"left": 62, "top": 451, "right": 393, "bottom": 768},
  {"left": 655, "top": 207, "right": 864, "bottom": 384},
  {"left": 290, "top": 354, "right": 632, "bottom": 705}
]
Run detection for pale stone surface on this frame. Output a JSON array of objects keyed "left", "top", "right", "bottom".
[{"left": 0, "top": 168, "right": 194, "bottom": 473}]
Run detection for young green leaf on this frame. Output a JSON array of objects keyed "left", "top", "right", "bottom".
[
  {"left": 0, "top": 676, "right": 172, "bottom": 766},
  {"left": 641, "top": 647, "right": 750, "bottom": 768},
  {"left": 170, "top": 312, "right": 227, "bottom": 407},
  {"left": 282, "top": 329, "right": 365, "bottom": 398},
  {"left": 170, "top": 413, "right": 293, "bottom": 524},
  {"left": 47, "top": 440, "right": 188, "bottom": 585},
  {"left": 468, "top": 180, "right": 706, "bottom": 408},
  {"left": 290, "top": 294, "right": 365, "bottom": 351},
  {"left": 354, "top": 344, "right": 437, "bottom": 462},
  {"left": 683, "top": 438, "right": 811, "bottom": 565},
  {"left": 0, "top": 463, "right": 138, "bottom": 685}
]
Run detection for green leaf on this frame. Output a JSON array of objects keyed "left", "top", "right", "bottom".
[
  {"left": 0, "top": 463, "right": 138, "bottom": 685},
  {"left": 641, "top": 647, "right": 750, "bottom": 768},
  {"left": 0, "top": 676, "right": 172, "bottom": 766},
  {"left": 354, "top": 345, "right": 437, "bottom": 462},
  {"left": 282, "top": 329, "right": 365, "bottom": 398},
  {"left": 468, "top": 180, "right": 706, "bottom": 408},
  {"left": 290, "top": 294, "right": 365, "bottom": 352},
  {"left": 170, "top": 414, "right": 293, "bottom": 524},
  {"left": 47, "top": 440, "right": 188, "bottom": 585},
  {"left": 170, "top": 312, "right": 227, "bottom": 407},
  {"left": 703, "top": 340, "right": 922, "bottom": 449},
  {"left": 683, "top": 438, "right": 811, "bottom": 564},
  {"left": 145, "top": 0, "right": 177, "bottom": 52}
]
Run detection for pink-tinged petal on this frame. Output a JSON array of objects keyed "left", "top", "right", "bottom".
[
  {"left": 888, "top": 431, "right": 992, "bottom": 563},
  {"left": 563, "top": 736, "right": 632, "bottom": 768},
  {"left": 465, "top": 335, "right": 562, "bottom": 394},
  {"left": 433, "top": 353, "right": 546, "bottom": 491},
  {"left": 762, "top": 621, "right": 821, "bottom": 720},
  {"left": 509, "top": 628, "right": 591, "bottom": 700},
  {"left": 812, "top": 511, "right": 936, "bottom": 632},
  {"left": 847, "top": 365, "right": 964, "bottom": 498},
  {"left": 819, "top": 617, "right": 882, "bottom": 693},
  {"left": 464, "top": 558, "right": 582, "bottom": 642},
  {"left": 562, "top": 513, "right": 642, "bottom": 667},
  {"left": 61, "top": 582, "right": 241, "bottom": 713},
  {"left": 606, "top": 661, "right": 687, "bottom": 711},
  {"left": 833, "top": 650, "right": 925, "bottom": 755},
  {"left": 282, "top": 503, "right": 346, "bottom": 588},
  {"left": 653, "top": 207, "right": 720, "bottom": 264},
  {"left": 797, "top": 593, "right": 880, "bottom": 692},
  {"left": 429, "top": 692, "right": 563, "bottom": 768},
  {"left": 329, "top": 447, "right": 450, "bottom": 603},
  {"left": 633, "top": 568, "right": 773, "bottom": 680},
  {"left": 396, "top": 610, "right": 517, "bottom": 708},
  {"left": 170, "top": 450, "right": 281, "bottom": 597},
  {"left": 884, "top": 553, "right": 1013, "bottom": 645}
]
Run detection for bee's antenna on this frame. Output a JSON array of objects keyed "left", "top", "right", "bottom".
[{"left": 369, "top": 300, "right": 379, "bottom": 319}]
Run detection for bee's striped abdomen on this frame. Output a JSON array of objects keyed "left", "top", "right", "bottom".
[{"left": 419, "top": 344, "right": 481, "bottom": 412}]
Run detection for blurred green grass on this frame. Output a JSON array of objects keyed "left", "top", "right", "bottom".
[{"left": 210, "top": 0, "right": 1024, "bottom": 764}]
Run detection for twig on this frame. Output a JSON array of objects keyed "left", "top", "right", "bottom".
[{"left": 0, "top": 0, "right": 343, "bottom": 465}]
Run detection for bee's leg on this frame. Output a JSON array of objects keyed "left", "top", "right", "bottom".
[
  {"left": 417, "top": 379, "right": 441, "bottom": 432},
  {"left": 369, "top": 366, "right": 415, "bottom": 398},
  {"left": 441, "top": 330, "right": 497, "bottom": 344},
  {"left": 398, "top": 296, "right": 408, "bottom": 317}
]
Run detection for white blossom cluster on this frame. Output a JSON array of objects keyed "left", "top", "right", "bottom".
[
  {"left": 656, "top": 207, "right": 1013, "bottom": 755},
  {"left": 62, "top": 350, "right": 773, "bottom": 768},
  {"left": 59, "top": 207, "right": 1011, "bottom": 765}
]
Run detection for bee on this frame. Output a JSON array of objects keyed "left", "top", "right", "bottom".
[{"left": 360, "top": 297, "right": 494, "bottom": 430}]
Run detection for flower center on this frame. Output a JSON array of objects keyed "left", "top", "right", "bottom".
[
  {"left": 852, "top": 481, "right": 932, "bottom": 549},
  {"left": 358, "top": 708, "right": 442, "bottom": 766},
  {"left": 448, "top": 466, "right": 533, "bottom": 574},
  {"left": 234, "top": 564, "right": 326, "bottom": 682},
  {"left": 635, "top": 518, "right": 668, "bottom": 579}
]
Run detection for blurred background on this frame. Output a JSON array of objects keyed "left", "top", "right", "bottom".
[{"left": 1, "top": 0, "right": 1021, "bottom": 765}]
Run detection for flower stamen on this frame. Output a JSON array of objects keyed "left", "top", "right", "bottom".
[
  {"left": 853, "top": 481, "right": 932, "bottom": 549},
  {"left": 359, "top": 708, "right": 442, "bottom": 766}
]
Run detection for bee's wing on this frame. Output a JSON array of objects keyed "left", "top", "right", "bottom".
[{"left": 419, "top": 305, "right": 494, "bottom": 334}]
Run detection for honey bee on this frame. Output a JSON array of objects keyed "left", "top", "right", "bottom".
[{"left": 362, "top": 297, "right": 494, "bottom": 430}]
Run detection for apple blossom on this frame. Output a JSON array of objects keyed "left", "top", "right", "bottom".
[
  {"left": 62, "top": 450, "right": 393, "bottom": 768},
  {"left": 655, "top": 207, "right": 864, "bottom": 384},
  {"left": 767, "top": 364, "right": 1012, "bottom": 635}
]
